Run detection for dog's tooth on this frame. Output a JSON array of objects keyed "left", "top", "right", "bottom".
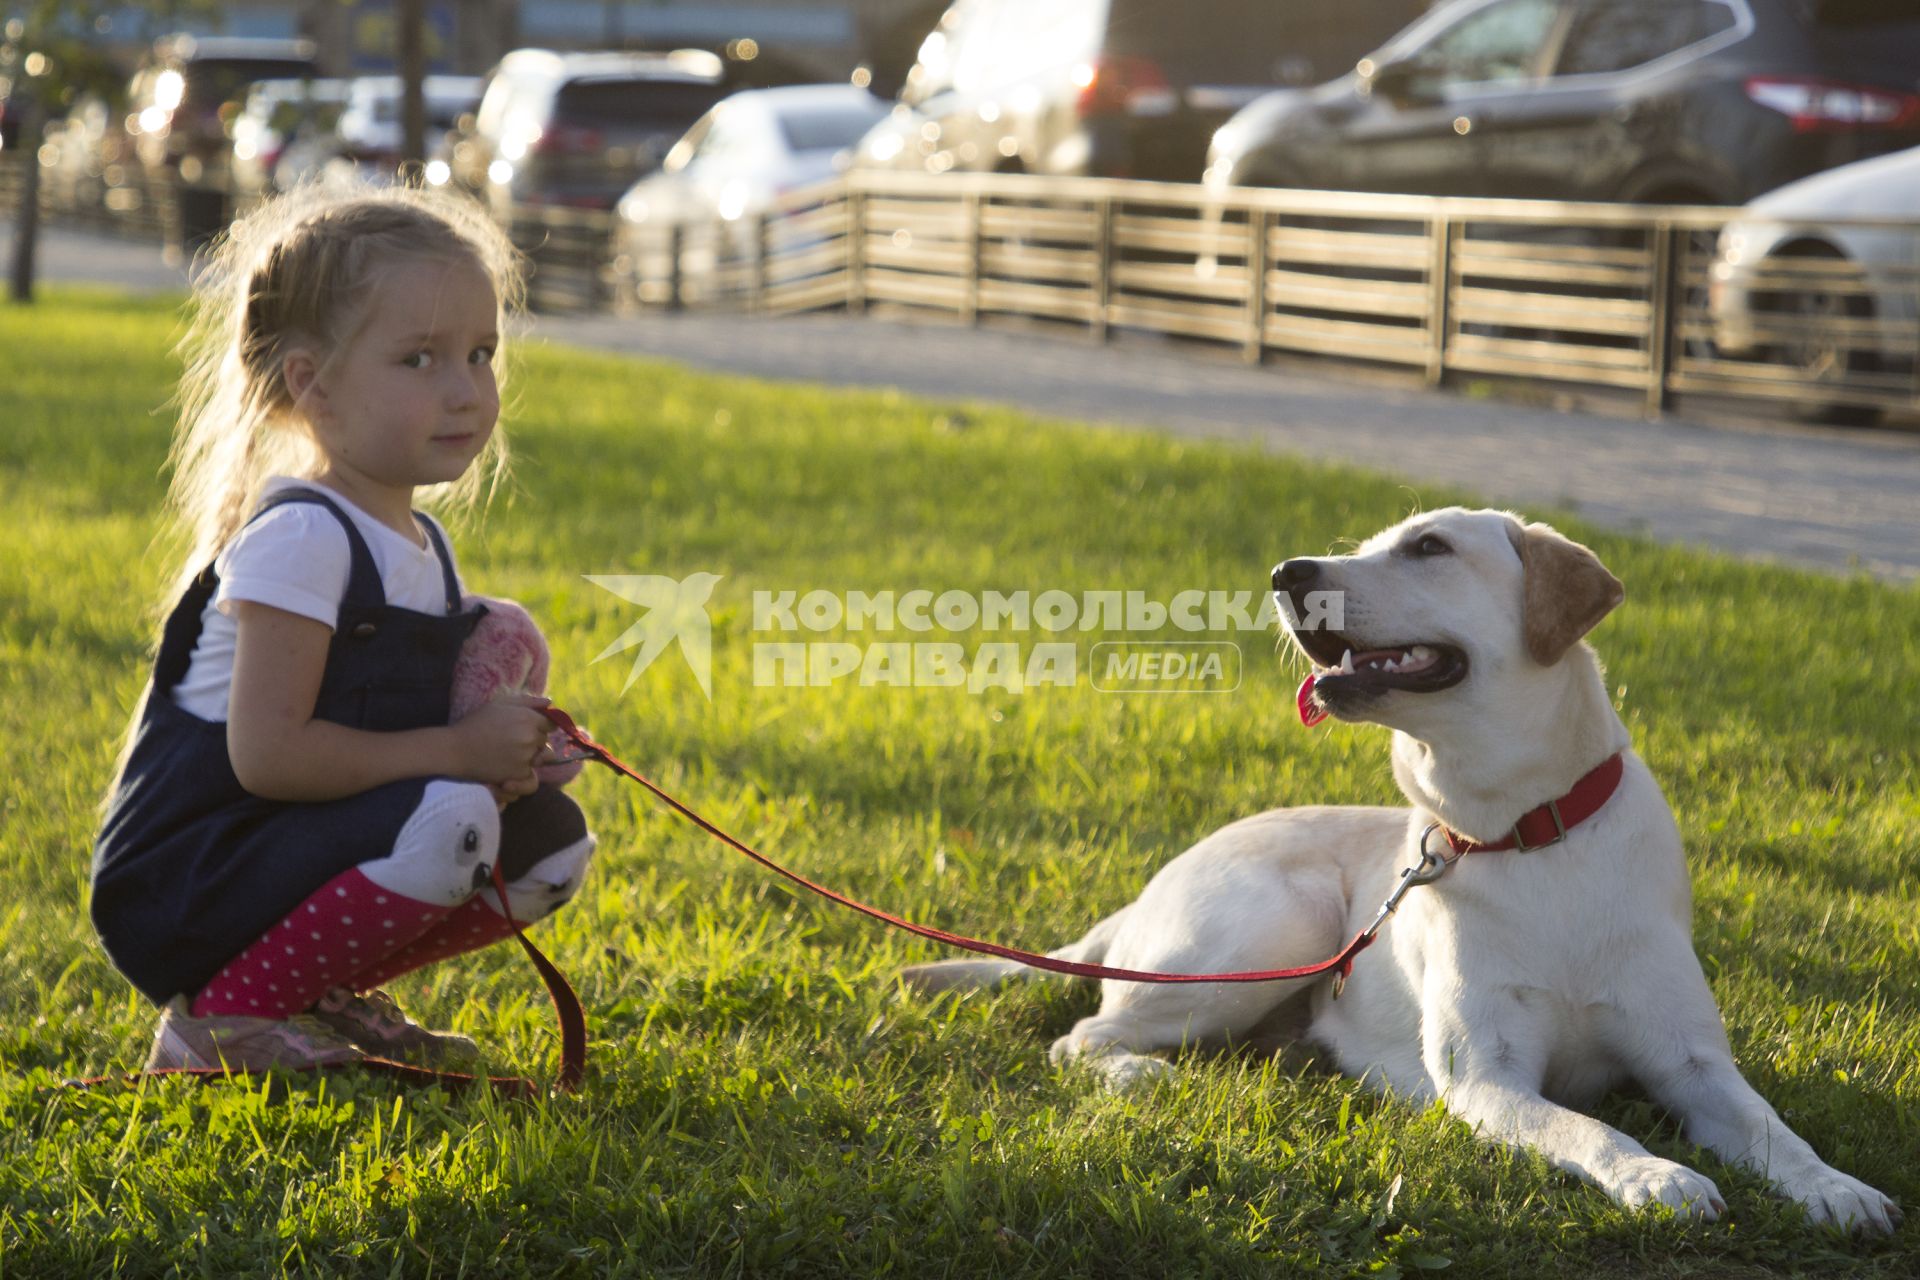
[
  {"left": 1383, "top": 658, "right": 1399, "bottom": 672},
  {"left": 1340, "top": 649, "right": 1354, "bottom": 675},
  {"left": 1410, "top": 645, "right": 1432, "bottom": 661}
]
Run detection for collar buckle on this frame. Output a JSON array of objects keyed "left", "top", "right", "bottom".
[{"left": 1511, "top": 797, "right": 1568, "bottom": 852}]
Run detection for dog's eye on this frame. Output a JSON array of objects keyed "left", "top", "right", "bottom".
[{"left": 1411, "top": 534, "right": 1451, "bottom": 557}]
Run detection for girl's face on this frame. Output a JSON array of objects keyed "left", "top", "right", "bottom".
[{"left": 299, "top": 254, "right": 501, "bottom": 493}]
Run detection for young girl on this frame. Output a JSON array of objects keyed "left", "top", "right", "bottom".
[{"left": 92, "top": 181, "right": 597, "bottom": 1072}]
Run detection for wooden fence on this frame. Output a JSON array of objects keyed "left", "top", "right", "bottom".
[
  {"left": 7, "top": 153, "right": 1914, "bottom": 421},
  {"left": 596, "top": 170, "right": 1920, "bottom": 421}
]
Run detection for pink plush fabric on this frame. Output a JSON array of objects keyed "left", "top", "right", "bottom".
[{"left": 451, "top": 596, "right": 584, "bottom": 787}]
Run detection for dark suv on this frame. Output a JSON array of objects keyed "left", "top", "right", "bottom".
[
  {"left": 470, "top": 48, "right": 732, "bottom": 214},
  {"left": 853, "top": 0, "right": 1426, "bottom": 183},
  {"left": 1206, "top": 0, "right": 1920, "bottom": 204},
  {"left": 127, "top": 34, "right": 319, "bottom": 246}
]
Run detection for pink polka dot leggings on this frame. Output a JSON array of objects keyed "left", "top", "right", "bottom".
[{"left": 191, "top": 780, "right": 596, "bottom": 1019}]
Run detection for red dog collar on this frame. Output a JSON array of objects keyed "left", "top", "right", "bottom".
[{"left": 1441, "top": 752, "right": 1625, "bottom": 855}]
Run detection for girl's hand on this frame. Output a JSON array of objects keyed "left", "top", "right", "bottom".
[
  {"left": 488, "top": 774, "right": 540, "bottom": 809},
  {"left": 449, "top": 692, "right": 553, "bottom": 796},
  {"left": 228, "top": 602, "right": 559, "bottom": 804}
]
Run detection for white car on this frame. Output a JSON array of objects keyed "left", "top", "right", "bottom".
[
  {"left": 1710, "top": 146, "right": 1920, "bottom": 414},
  {"left": 274, "top": 74, "right": 482, "bottom": 189},
  {"left": 615, "top": 84, "right": 886, "bottom": 297},
  {"left": 229, "top": 77, "right": 350, "bottom": 198}
]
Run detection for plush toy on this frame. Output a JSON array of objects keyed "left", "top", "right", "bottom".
[{"left": 450, "top": 595, "right": 585, "bottom": 788}]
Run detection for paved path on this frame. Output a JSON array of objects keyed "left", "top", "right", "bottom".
[{"left": 9, "top": 219, "right": 1918, "bottom": 583}]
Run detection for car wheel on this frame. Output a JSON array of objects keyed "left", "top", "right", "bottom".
[{"left": 1754, "top": 243, "right": 1881, "bottom": 426}]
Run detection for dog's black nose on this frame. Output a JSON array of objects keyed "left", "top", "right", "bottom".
[{"left": 1273, "top": 559, "right": 1320, "bottom": 593}]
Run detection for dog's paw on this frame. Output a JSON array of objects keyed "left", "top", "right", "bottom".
[
  {"left": 1611, "top": 1157, "right": 1725, "bottom": 1221},
  {"left": 1782, "top": 1168, "right": 1902, "bottom": 1236},
  {"left": 1048, "top": 1035, "right": 1172, "bottom": 1091},
  {"left": 1096, "top": 1053, "right": 1173, "bottom": 1091}
]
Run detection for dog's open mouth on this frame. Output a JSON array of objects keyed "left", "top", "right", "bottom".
[{"left": 1288, "top": 625, "right": 1469, "bottom": 716}]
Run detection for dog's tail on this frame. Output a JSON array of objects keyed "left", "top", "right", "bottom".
[{"left": 896, "top": 904, "right": 1132, "bottom": 994}]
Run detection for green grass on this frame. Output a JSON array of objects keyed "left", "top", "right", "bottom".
[{"left": 2, "top": 287, "right": 1916, "bottom": 1277}]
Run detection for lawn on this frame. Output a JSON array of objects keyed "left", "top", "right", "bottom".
[{"left": 1, "top": 288, "right": 1915, "bottom": 1277}]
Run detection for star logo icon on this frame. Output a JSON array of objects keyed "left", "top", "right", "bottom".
[{"left": 585, "top": 572, "right": 723, "bottom": 699}]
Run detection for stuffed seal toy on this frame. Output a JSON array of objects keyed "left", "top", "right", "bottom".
[{"left": 450, "top": 595, "right": 585, "bottom": 788}]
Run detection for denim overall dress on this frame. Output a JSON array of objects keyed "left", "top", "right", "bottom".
[{"left": 92, "top": 487, "right": 586, "bottom": 1005}]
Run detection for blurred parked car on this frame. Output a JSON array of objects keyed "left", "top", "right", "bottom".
[
  {"left": 615, "top": 84, "right": 885, "bottom": 295},
  {"left": 617, "top": 86, "right": 882, "bottom": 229},
  {"left": 853, "top": 0, "right": 954, "bottom": 101},
  {"left": 41, "top": 94, "right": 139, "bottom": 213},
  {"left": 126, "top": 34, "right": 319, "bottom": 246},
  {"left": 1206, "top": 0, "right": 1920, "bottom": 204},
  {"left": 468, "top": 48, "right": 731, "bottom": 215},
  {"left": 229, "top": 76, "right": 349, "bottom": 198},
  {"left": 272, "top": 74, "right": 481, "bottom": 190},
  {"left": 852, "top": 0, "right": 1403, "bottom": 182},
  {"left": 1710, "top": 144, "right": 1920, "bottom": 422},
  {"left": 441, "top": 68, "right": 501, "bottom": 196}
]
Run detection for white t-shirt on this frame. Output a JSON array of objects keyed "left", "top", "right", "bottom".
[{"left": 171, "top": 477, "right": 466, "bottom": 722}]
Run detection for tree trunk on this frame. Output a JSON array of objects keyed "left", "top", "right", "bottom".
[
  {"left": 8, "top": 92, "right": 43, "bottom": 303},
  {"left": 399, "top": 0, "right": 426, "bottom": 174}
]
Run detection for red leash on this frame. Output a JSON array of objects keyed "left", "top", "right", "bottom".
[
  {"left": 65, "top": 713, "right": 1619, "bottom": 1097},
  {"left": 485, "top": 860, "right": 587, "bottom": 1093},
  {"left": 542, "top": 706, "right": 1389, "bottom": 987}
]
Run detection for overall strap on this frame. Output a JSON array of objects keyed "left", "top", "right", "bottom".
[
  {"left": 249, "top": 487, "right": 386, "bottom": 609},
  {"left": 150, "top": 487, "right": 383, "bottom": 697},
  {"left": 151, "top": 568, "right": 221, "bottom": 698},
  {"left": 412, "top": 513, "right": 463, "bottom": 615}
]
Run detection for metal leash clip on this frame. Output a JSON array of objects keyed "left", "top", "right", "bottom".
[
  {"left": 539, "top": 713, "right": 605, "bottom": 766},
  {"left": 1331, "top": 824, "right": 1456, "bottom": 1000},
  {"left": 541, "top": 745, "right": 601, "bottom": 765}
]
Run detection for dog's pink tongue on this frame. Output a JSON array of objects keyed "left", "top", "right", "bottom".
[{"left": 1297, "top": 674, "right": 1328, "bottom": 727}]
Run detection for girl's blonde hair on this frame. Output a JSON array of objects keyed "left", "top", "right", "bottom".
[{"left": 162, "top": 177, "right": 527, "bottom": 605}]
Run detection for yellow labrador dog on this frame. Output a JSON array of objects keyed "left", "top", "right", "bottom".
[{"left": 902, "top": 507, "right": 1898, "bottom": 1233}]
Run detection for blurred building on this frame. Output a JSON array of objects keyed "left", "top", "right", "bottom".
[
  {"left": 48, "top": 1, "right": 1434, "bottom": 92},
  {"left": 39, "top": 2, "right": 505, "bottom": 76},
  {"left": 303, "top": 1, "right": 517, "bottom": 75},
  {"left": 69, "top": 1, "right": 870, "bottom": 79},
  {"left": 855, "top": 0, "right": 1432, "bottom": 100},
  {"left": 517, "top": 1, "right": 861, "bottom": 81}
]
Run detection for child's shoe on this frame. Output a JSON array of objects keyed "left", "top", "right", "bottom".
[
  {"left": 308, "top": 987, "right": 481, "bottom": 1067},
  {"left": 145, "top": 998, "right": 365, "bottom": 1071}
]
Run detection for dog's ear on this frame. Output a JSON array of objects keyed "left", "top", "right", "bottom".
[{"left": 1508, "top": 521, "right": 1624, "bottom": 665}]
